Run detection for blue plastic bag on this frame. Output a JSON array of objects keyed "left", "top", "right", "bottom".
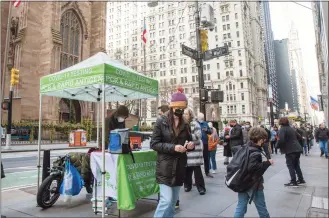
[{"left": 59, "top": 158, "right": 84, "bottom": 197}]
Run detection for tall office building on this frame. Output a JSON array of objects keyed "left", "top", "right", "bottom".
[
  {"left": 274, "top": 39, "right": 296, "bottom": 112},
  {"left": 260, "top": 1, "right": 278, "bottom": 116},
  {"left": 312, "top": 1, "right": 328, "bottom": 122},
  {"left": 107, "top": 2, "right": 267, "bottom": 125},
  {"left": 288, "top": 23, "right": 310, "bottom": 116}
]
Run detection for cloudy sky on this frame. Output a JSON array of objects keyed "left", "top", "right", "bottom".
[{"left": 270, "top": 1, "right": 320, "bottom": 97}]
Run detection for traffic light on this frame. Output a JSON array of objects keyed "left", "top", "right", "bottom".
[
  {"left": 200, "top": 30, "right": 208, "bottom": 52},
  {"left": 10, "top": 68, "right": 19, "bottom": 86}
]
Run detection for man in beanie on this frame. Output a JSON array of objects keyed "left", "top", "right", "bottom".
[
  {"left": 105, "top": 105, "right": 129, "bottom": 149},
  {"left": 151, "top": 88, "right": 194, "bottom": 218},
  {"left": 158, "top": 105, "right": 169, "bottom": 117}
]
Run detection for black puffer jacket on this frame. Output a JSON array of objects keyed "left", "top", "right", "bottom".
[
  {"left": 277, "top": 126, "right": 303, "bottom": 154},
  {"left": 151, "top": 113, "right": 192, "bottom": 187},
  {"left": 230, "top": 124, "right": 243, "bottom": 148}
]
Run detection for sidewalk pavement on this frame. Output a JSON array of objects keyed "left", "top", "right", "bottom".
[{"left": 1, "top": 144, "right": 328, "bottom": 217}]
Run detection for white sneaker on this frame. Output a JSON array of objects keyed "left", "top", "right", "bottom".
[{"left": 211, "top": 170, "right": 217, "bottom": 174}]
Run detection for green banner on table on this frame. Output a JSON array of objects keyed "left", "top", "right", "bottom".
[{"left": 116, "top": 150, "right": 159, "bottom": 210}]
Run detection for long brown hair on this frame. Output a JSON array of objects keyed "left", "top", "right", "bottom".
[{"left": 168, "top": 108, "right": 184, "bottom": 127}]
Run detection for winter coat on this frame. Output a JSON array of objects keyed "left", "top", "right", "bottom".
[
  {"left": 315, "top": 128, "right": 329, "bottom": 142},
  {"left": 198, "top": 121, "right": 212, "bottom": 145},
  {"left": 208, "top": 134, "right": 219, "bottom": 151},
  {"left": 151, "top": 113, "right": 192, "bottom": 187},
  {"left": 242, "top": 128, "right": 248, "bottom": 144},
  {"left": 223, "top": 131, "right": 232, "bottom": 157},
  {"left": 276, "top": 126, "right": 303, "bottom": 154},
  {"left": 229, "top": 124, "right": 244, "bottom": 148},
  {"left": 247, "top": 142, "right": 271, "bottom": 190},
  {"left": 187, "top": 120, "right": 203, "bottom": 167},
  {"left": 270, "top": 130, "right": 277, "bottom": 141}
]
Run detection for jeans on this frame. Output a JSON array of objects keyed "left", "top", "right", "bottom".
[
  {"left": 303, "top": 141, "right": 308, "bottom": 154},
  {"left": 319, "top": 140, "right": 328, "bottom": 157},
  {"left": 184, "top": 166, "right": 206, "bottom": 192},
  {"left": 271, "top": 140, "right": 277, "bottom": 154},
  {"left": 203, "top": 144, "right": 210, "bottom": 174},
  {"left": 154, "top": 184, "right": 181, "bottom": 218},
  {"left": 234, "top": 189, "right": 270, "bottom": 218},
  {"left": 285, "top": 152, "right": 304, "bottom": 183},
  {"left": 209, "top": 150, "right": 217, "bottom": 170}
]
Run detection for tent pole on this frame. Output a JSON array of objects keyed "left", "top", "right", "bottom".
[
  {"left": 101, "top": 84, "right": 106, "bottom": 218},
  {"left": 97, "top": 101, "right": 100, "bottom": 148},
  {"left": 37, "top": 94, "right": 43, "bottom": 189}
]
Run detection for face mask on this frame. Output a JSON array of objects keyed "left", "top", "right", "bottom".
[
  {"left": 174, "top": 109, "right": 184, "bottom": 117},
  {"left": 230, "top": 124, "right": 234, "bottom": 127},
  {"left": 246, "top": 125, "right": 250, "bottom": 128},
  {"left": 117, "top": 117, "right": 125, "bottom": 122}
]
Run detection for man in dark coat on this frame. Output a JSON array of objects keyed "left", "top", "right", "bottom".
[
  {"left": 315, "top": 123, "right": 329, "bottom": 158},
  {"left": 226, "top": 120, "right": 243, "bottom": 155},
  {"left": 105, "top": 105, "right": 129, "bottom": 149}
]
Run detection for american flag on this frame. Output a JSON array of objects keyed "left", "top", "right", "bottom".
[
  {"left": 310, "top": 96, "right": 319, "bottom": 111},
  {"left": 12, "top": 0, "right": 21, "bottom": 8},
  {"left": 142, "top": 20, "right": 147, "bottom": 44}
]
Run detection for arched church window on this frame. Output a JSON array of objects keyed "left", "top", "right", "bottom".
[{"left": 60, "top": 10, "right": 82, "bottom": 70}]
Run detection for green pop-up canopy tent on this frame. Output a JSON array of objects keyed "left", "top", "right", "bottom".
[{"left": 37, "top": 52, "right": 158, "bottom": 217}]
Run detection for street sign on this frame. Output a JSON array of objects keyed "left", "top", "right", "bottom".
[
  {"left": 203, "top": 45, "right": 229, "bottom": 61},
  {"left": 181, "top": 44, "right": 199, "bottom": 60}
]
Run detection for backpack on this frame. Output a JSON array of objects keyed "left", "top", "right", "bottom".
[{"left": 225, "top": 145, "right": 264, "bottom": 193}]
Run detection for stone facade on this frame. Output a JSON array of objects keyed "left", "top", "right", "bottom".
[{"left": 1, "top": 2, "right": 106, "bottom": 123}]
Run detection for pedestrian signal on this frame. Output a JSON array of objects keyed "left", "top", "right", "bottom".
[
  {"left": 10, "top": 68, "right": 19, "bottom": 86},
  {"left": 200, "top": 30, "right": 208, "bottom": 52}
]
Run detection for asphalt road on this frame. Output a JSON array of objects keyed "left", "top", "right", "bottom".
[{"left": 1, "top": 149, "right": 88, "bottom": 190}]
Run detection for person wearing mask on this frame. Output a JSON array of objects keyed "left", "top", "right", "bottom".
[
  {"left": 105, "top": 105, "right": 129, "bottom": 149},
  {"left": 197, "top": 113, "right": 213, "bottom": 178},
  {"left": 226, "top": 120, "right": 243, "bottom": 155},
  {"left": 208, "top": 122, "right": 219, "bottom": 174},
  {"left": 158, "top": 105, "right": 169, "bottom": 117},
  {"left": 223, "top": 127, "right": 232, "bottom": 165},
  {"left": 234, "top": 127, "right": 273, "bottom": 218},
  {"left": 276, "top": 117, "right": 305, "bottom": 187},
  {"left": 151, "top": 89, "right": 194, "bottom": 218},
  {"left": 183, "top": 108, "right": 206, "bottom": 195},
  {"left": 270, "top": 126, "right": 279, "bottom": 154},
  {"left": 315, "top": 123, "right": 329, "bottom": 158}
]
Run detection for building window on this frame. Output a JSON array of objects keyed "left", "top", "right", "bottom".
[
  {"left": 239, "top": 60, "right": 242, "bottom": 66},
  {"left": 227, "top": 24, "right": 230, "bottom": 30},
  {"left": 238, "top": 50, "right": 241, "bottom": 56},
  {"left": 60, "top": 10, "right": 82, "bottom": 70},
  {"left": 151, "top": 101, "right": 157, "bottom": 117},
  {"left": 207, "top": 64, "right": 210, "bottom": 70},
  {"left": 236, "top": 22, "right": 239, "bottom": 28},
  {"left": 226, "top": 15, "right": 229, "bottom": 21},
  {"left": 217, "top": 63, "right": 220, "bottom": 69},
  {"left": 237, "top": 31, "right": 240, "bottom": 37},
  {"left": 241, "top": 93, "right": 244, "bottom": 100},
  {"left": 217, "top": 72, "right": 220, "bottom": 79},
  {"left": 218, "top": 84, "right": 221, "bottom": 90},
  {"left": 240, "top": 69, "right": 243, "bottom": 76},
  {"left": 242, "top": 105, "right": 245, "bottom": 114},
  {"left": 237, "top": 41, "right": 240, "bottom": 46},
  {"left": 229, "top": 82, "right": 232, "bottom": 90},
  {"left": 240, "top": 82, "right": 243, "bottom": 88},
  {"left": 235, "top": 13, "right": 238, "bottom": 19},
  {"left": 227, "top": 105, "right": 230, "bottom": 114}
]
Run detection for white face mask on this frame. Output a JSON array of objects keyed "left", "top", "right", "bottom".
[{"left": 117, "top": 117, "right": 125, "bottom": 123}]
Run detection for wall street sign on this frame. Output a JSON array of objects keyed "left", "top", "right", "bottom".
[{"left": 203, "top": 45, "right": 229, "bottom": 61}]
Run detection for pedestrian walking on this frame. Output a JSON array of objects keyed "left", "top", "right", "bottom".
[
  {"left": 208, "top": 122, "right": 219, "bottom": 174},
  {"left": 315, "top": 123, "right": 329, "bottom": 158},
  {"left": 226, "top": 120, "right": 244, "bottom": 155},
  {"left": 260, "top": 125, "right": 271, "bottom": 159},
  {"left": 300, "top": 124, "right": 309, "bottom": 156},
  {"left": 232, "top": 127, "right": 273, "bottom": 218},
  {"left": 223, "top": 127, "right": 232, "bottom": 165},
  {"left": 151, "top": 89, "right": 194, "bottom": 218},
  {"left": 183, "top": 108, "right": 206, "bottom": 195},
  {"left": 197, "top": 113, "right": 213, "bottom": 178},
  {"left": 276, "top": 117, "right": 305, "bottom": 187},
  {"left": 270, "top": 126, "right": 278, "bottom": 154}
]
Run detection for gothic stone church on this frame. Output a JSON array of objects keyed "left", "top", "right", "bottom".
[{"left": 2, "top": 1, "right": 106, "bottom": 123}]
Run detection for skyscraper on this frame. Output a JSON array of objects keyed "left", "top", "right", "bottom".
[
  {"left": 274, "top": 39, "right": 296, "bottom": 112},
  {"left": 260, "top": 1, "right": 279, "bottom": 116}
]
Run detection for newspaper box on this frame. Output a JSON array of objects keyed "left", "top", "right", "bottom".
[{"left": 69, "top": 129, "right": 87, "bottom": 147}]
